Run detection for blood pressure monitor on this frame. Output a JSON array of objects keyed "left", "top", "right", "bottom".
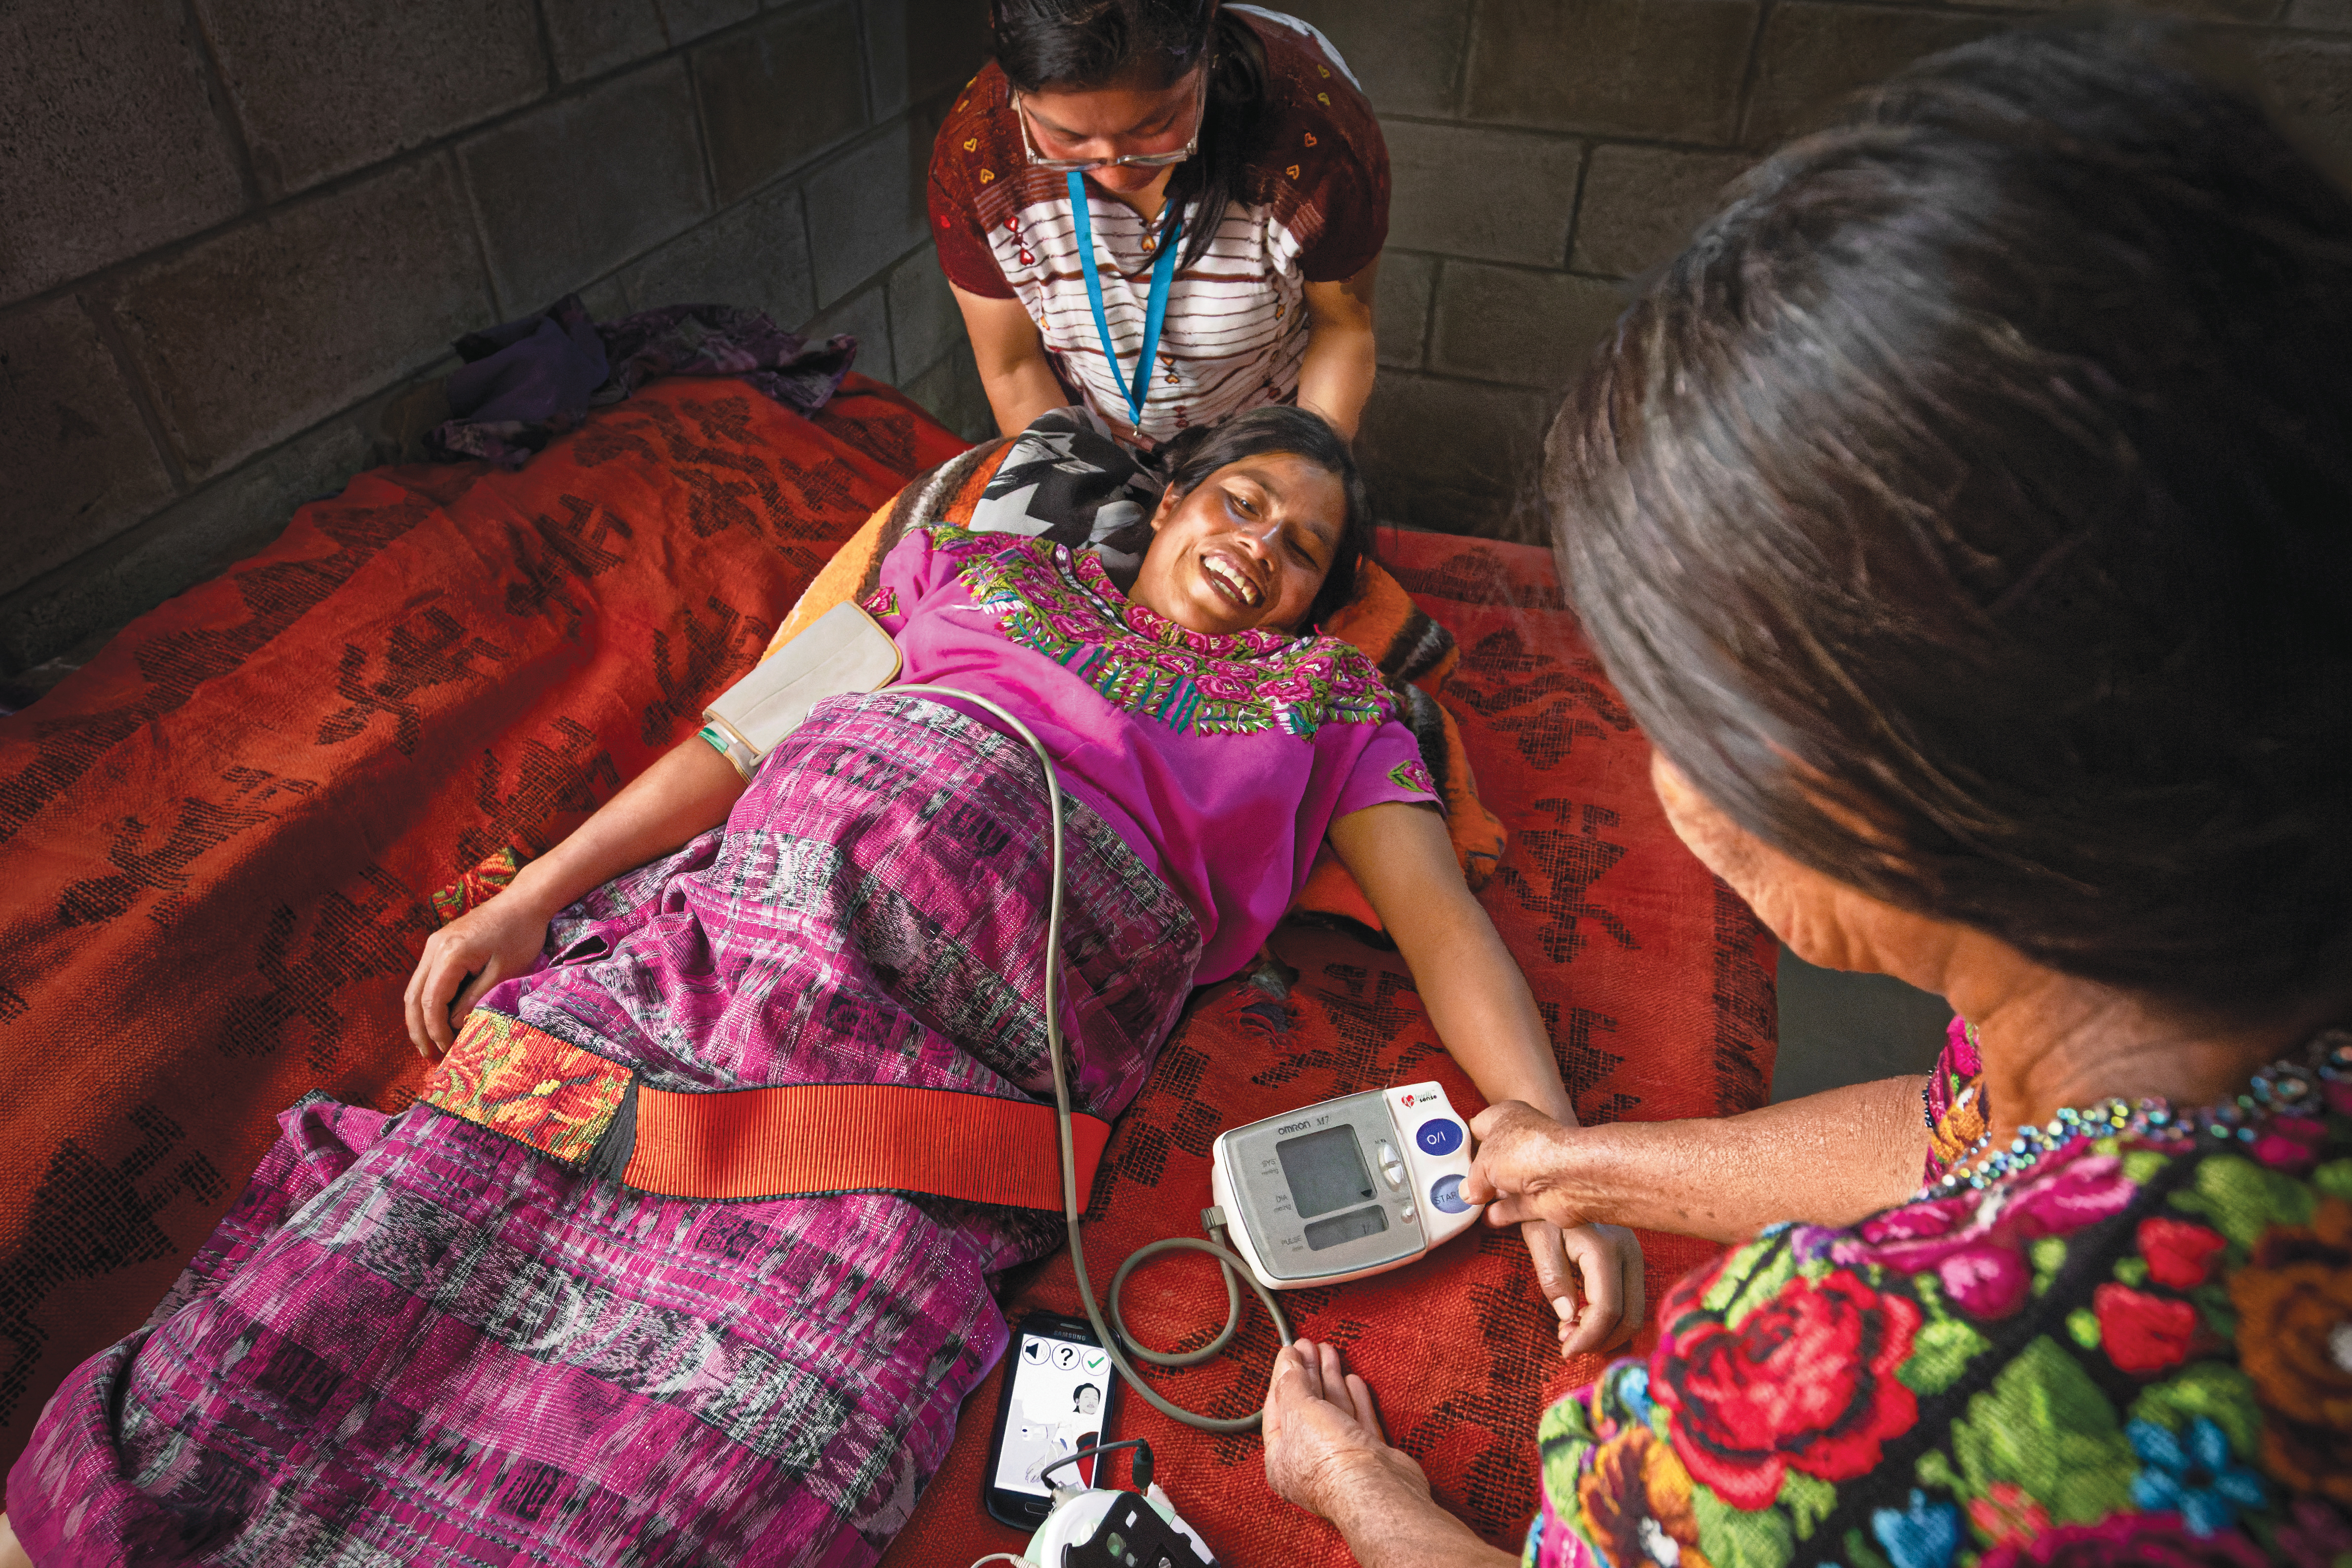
[{"left": 1209, "top": 1082, "right": 1482, "bottom": 1290}]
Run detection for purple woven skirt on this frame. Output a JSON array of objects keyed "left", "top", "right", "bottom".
[{"left": 11, "top": 694, "right": 1200, "bottom": 1566}]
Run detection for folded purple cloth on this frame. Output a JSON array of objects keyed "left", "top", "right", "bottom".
[{"left": 429, "top": 296, "right": 858, "bottom": 469}]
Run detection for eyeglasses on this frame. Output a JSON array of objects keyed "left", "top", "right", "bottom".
[{"left": 1012, "top": 66, "right": 1210, "bottom": 173}]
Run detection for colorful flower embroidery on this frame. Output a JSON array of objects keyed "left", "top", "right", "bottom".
[
  {"left": 2228, "top": 1195, "right": 2352, "bottom": 1502},
  {"left": 1830, "top": 1141, "right": 2138, "bottom": 1320},
  {"left": 1967, "top": 1480, "right": 2053, "bottom": 1549},
  {"left": 1972, "top": 1512, "right": 2269, "bottom": 1567},
  {"left": 937, "top": 527, "right": 1394, "bottom": 737},
  {"left": 861, "top": 585, "right": 901, "bottom": 621},
  {"left": 431, "top": 845, "right": 523, "bottom": 924},
  {"left": 2139, "top": 1216, "right": 2228, "bottom": 1290},
  {"left": 2095, "top": 1283, "right": 2203, "bottom": 1375},
  {"left": 2126, "top": 1417, "right": 2267, "bottom": 1534},
  {"left": 1577, "top": 1426, "right": 1714, "bottom": 1568},
  {"left": 1654, "top": 1266, "right": 1924, "bottom": 1509},
  {"left": 1388, "top": 757, "right": 1437, "bottom": 796},
  {"left": 1525, "top": 1020, "right": 2338, "bottom": 1568},
  {"left": 420, "top": 1009, "right": 630, "bottom": 1164}
]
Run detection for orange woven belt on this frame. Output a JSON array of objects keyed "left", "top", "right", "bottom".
[
  {"left": 422, "top": 1011, "right": 1109, "bottom": 1209},
  {"left": 617, "top": 1080, "right": 1109, "bottom": 1207}
]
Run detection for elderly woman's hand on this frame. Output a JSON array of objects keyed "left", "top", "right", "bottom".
[
  {"left": 1262, "top": 1339, "right": 1429, "bottom": 1522},
  {"left": 1471, "top": 1103, "right": 1646, "bottom": 1353},
  {"left": 1464, "top": 1100, "right": 1582, "bottom": 1224}
]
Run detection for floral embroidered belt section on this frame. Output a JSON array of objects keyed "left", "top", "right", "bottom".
[{"left": 419, "top": 1009, "right": 1110, "bottom": 1208}]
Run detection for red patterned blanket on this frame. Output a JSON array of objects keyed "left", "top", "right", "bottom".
[
  {"left": 0, "top": 380, "right": 1774, "bottom": 1564},
  {"left": 0, "top": 377, "right": 966, "bottom": 1487}
]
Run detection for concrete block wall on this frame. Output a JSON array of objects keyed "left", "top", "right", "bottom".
[
  {"left": 1281, "top": 0, "right": 2352, "bottom": 541},
  {"left": 0, "top": 0, "right": 995, "bottom": 684},
  {"left": 9, "top": 2, "right": 2349, "bottom": 684}
]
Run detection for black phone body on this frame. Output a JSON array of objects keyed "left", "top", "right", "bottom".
[{"left": 982, "top": 1310, "right": 1120, "bottom": 1530}]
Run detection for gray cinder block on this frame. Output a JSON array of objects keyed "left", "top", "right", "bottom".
[
  {"left": 543, "top": 0, "right": 673, "bottom": 83},
  {"left": 658, "top": 0, "right": 760, "bottom": 49},
  {"left": 195, "top": 0, "right": 546, "bottom": 197},
  {"left": 804, "top": 120, "right": 932, "bottom": 309},
  {"left": 1743, "top": 4, "right": 2001, "bottom": 148},
  {"left": 1373, "top": 251, "right": 1435, "bottom": 372},
  {"left": 110, "top": 155, "right": 491, "bottom": 481},
  {"left": 1465, "top": 0, "right": 1759, "bottom": 146},
  {"left": 0, "top": 297, "right": 179, "bottom": 598},
  {"left": 459, "top": 58, "right": 712, "bottom": 315},
  {"left": 1356, "top": 370, "right": 1554, "bottom": 537},
  {"left": 1570, "top": 145, "right": 1752, "bottom": 279},
  {"left": 1430, "top": 262, "right": 1624, "bottom": 391},
  {"left": 620, "top": 183, "right": 817, "bottom": 328},
  {"left": 0, "top": 0, "right": 247, "bottom": 306},
  {"left": 692, "top": 1, "right": 867, "bottom": 203},
  {"left": 886, "top": 247, "right": 962, "bottom": 385},
  {"left": 1384, "top": 121, "right": 1584, "bottom": 268},
  {"left": 901, "top": 338, "right": 994, "bottom": 445},
  {"left": 865, "top": 0, "right": 995, "bottom": 121},
  {"left": 1272, "top": 0, "right": 1476, "bottom": 119}
]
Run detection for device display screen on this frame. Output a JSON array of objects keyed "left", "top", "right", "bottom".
[
  {"left": 1304, "top": 1203, "right": 1390, "bottom": 1252},
  {"left": 1275, "top": 1125, "right": 1377, "bottom": 1219},
  {"left": 990, "top": 1324, "right": 1113, "bottom": 1500}
]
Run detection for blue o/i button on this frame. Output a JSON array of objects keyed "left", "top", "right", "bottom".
[
  {"left": 1430, "top": 1174, "right": 1472, "bottom": 1214},
  {"left": 1415, "top": 1118, "right": 1464, "bottom": 1156}
]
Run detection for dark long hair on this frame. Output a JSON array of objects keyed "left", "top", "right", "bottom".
[
  {"left": 1156, "top": 406, "right": 1375, "bottom": 629},
  {"left": 1546, "top": 17, "right": 2352, "bottom": 1009},
  {"left": 990, "top": 0, "right": 1270, "bottom": 273}
]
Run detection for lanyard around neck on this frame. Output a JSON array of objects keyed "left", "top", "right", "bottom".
[{"left": 1068, "top": 170, "right": 1183, "bottom": 429}]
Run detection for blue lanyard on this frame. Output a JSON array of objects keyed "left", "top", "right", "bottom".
[{"left": 1068, "top": 170, "right": 1182, "bottom": 428}]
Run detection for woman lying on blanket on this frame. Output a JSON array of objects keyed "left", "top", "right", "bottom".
[{"left": 1, "top": 406, "right": 1637, "bottom": 1568}]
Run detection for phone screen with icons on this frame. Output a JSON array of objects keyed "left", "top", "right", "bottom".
[{"left": 982, "top": 1311, "right": 1119, "bottom": 1527}]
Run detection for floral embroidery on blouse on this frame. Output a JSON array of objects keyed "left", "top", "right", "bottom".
[
  {"left": 937, "top": 526, "right": 1396, "bottom": 737},
  {"left": 1925, "top": 1017, "right": 1991, "bottom": 1183},
  {"left": 861, "top": 585, "right": 901, "bottom": 619},
  {"left": 1525, "top": 1021, "right": 2352, "bottom": 1568},
  {"left": 1388, "top": 757, "right": 1437, "bottom": 797}
]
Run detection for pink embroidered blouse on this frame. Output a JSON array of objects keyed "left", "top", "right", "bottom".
[{"left": 863, "top": 526, "right": 1439, "bottom": 982}]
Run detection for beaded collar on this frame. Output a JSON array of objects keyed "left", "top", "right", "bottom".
[{"left": 1917, "top": 1025, "right": 2352, "bottom": 1200}]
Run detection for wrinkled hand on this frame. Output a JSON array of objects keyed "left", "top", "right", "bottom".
[
  {"left": 402, "top": 893, "right": 554, "bottom": 1058},
  {"left": 1463, "top": 1100, "right": 1582, "bottom": 1226},
  {"left": 1262, "top": 1339, "right": 1429, "bottom": 1525},
  {"left": 1519, "top": 1217, "right": 1645, "bottom": 1356},
  {"left": 1471, "top": 1103, "right": 1645, "bottom": 1354}
]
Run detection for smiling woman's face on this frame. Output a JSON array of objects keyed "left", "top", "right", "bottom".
[{"left": 1128, "top": 452, "right": 1345, "bottom": 636}]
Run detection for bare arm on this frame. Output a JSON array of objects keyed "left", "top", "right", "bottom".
[
  {"left": 1330, "top": 801, "right": 1642, "bottom": 1354},
  {"left": 1295, "top": 261, "right": 1378, "bottom": 442},
  {"left": 1466, "top": 1075, "right": 1931, "bottom": 1244},
  {"left": 404, "top": 738, "right": 746, "bottom": 1054},
  {"left": 1330, "top": 802, "right": 1572, "bottom": 1123},
  {"left": 953, "top": 284, "right": 1072, "bottom": 439}
]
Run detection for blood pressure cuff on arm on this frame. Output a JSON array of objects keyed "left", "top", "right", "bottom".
[
  {"left": 753, "top": 414, "right": 1509, "bottom": 938},
  {"left": 700, "top": 602, "right": 901, "bottom": 778}
]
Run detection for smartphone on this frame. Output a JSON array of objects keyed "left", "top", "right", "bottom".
[{"left": 982, "top": 1310, "right": 1120, "bottom": 1530}]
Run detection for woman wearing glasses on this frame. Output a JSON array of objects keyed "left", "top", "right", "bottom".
[{"left": 929, "top": 1, "right": 1387, "bottom": 447}]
